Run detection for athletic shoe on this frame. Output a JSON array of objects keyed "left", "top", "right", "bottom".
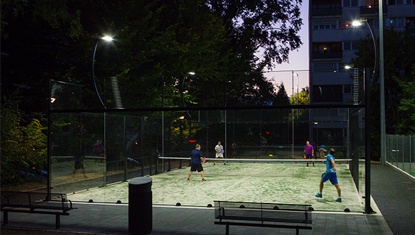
[
  {"left": 202, "top": 178, "right": 206, "bottom": 182},
  {"left": 224, "top": 162, "right": 226, "bottom": 165},
  {"left": 336, "top": 197, "right": 342, "bottom": 202},
  {"left": 213, "top": 163, "right": 215, "bottom": 165},
  {"left": 315, "top": 193, "right": 322, "bottom": 198},
  {"left": 187, "top": 178, "right": 190, "bottom": 181}
]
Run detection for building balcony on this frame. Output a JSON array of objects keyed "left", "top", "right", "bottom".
[
  {"left": 312, "top": 51, "right": 343, "bottom": 60},
  {"left": 360, "top": 6, "right": 387, "bottom": 15},
  {"left": 312, "top": 8, "right": 342, "bottom": 17}
]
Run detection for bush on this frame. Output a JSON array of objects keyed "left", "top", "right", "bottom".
[{"left": 1, "top": 94, "right": 47, "bottom": 186}]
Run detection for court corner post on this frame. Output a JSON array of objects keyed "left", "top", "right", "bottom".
[{"left": 364, "top": 67, "right": 375, "bottom": 214}]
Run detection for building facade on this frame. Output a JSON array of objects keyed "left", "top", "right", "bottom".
[{"left": 308, "top": 0, "right": 415, "bottom": 147}]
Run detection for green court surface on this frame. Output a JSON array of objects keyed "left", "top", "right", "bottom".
[{"left": 68, "top": 162, "right": 365, "bottom": 212}]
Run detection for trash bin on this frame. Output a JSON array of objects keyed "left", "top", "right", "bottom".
[{"left": 129, "top": 177, "right": 152, "bottom": 234}]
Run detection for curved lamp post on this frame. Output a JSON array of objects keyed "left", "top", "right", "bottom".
[
  {"left": 92, "top": 35, "right": 113, "bottom": 187},
  {"left": 92, "top": 35, "right": 114, "bottom": 109},
  {"left": 352, "top": 20, "right": 377, "bottom": 77},
  {"left": 352, "top": 19, "right": 377, "bottom": 214}
]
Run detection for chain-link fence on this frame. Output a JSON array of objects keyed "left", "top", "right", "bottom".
[{"left": 386, "top": 135, "right": 415, "bottom": 177}]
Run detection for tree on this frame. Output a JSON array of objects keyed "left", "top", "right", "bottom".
[
  {"left": 1, "top": 92, "right": 47, "bottom": 185},
  {"left": 395, "top": 65, "right": 415, "bottom": 135},
  {"left": 289, "top": 87, "right": 309, "bottom": 118},
  {"left": 2, "top": 0, "right": 304, "bottom": 112},
  {"left": 353, "top": 28, "right": 415, "bottom": 159},
  {"left": 207, "top": 0, "right": 303, "bottom": 69}
]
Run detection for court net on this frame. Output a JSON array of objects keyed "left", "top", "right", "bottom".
[{"left": 158, "top": 156, "right": 364, "bottom": 179}]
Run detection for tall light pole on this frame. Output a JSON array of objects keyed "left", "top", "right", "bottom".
[
  {"left": 93, "top": 35, "right": 114, "bottom": 109},
  {"left": 379, "top": 0, "right": 386, "bottom": 166},
  {"left": 352, "top": 20, "right": 376, "bottom": 214}
]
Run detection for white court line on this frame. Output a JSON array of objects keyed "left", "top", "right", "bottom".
[
  {"left": 71, "top": 202, "right": 378, "bottom": 215},
  {"left": 386, "top": 161, "right": 415, "bottom": 180},
  {"left": 216, "top": 167, "right": 270, "bottom": 195}
]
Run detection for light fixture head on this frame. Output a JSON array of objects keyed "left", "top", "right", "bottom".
[
  {"left": 352, "top": 21, "right": 362, "bottom": 27},
  {"left": 101, "top": 36, "right": 114, "bottom": 41}
]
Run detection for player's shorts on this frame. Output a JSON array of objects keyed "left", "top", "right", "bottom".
[
  {"left": 306, "top": 154, "right": 313, "bottom": 159},
  {"left": 74, "top": 161, "right": 84, "bottom": 170},
  {"left": 190, "top": 164, "right": 203, "bottom": 172},
  {"left": 321, "top": 172, "right": 338, "bottom": 185},
  {"left": 215, "top": 153, "right": 224, "bottom": 158}
]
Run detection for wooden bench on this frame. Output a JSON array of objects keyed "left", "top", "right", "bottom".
[
  {"left": 214, "top": 201, "right": 313, "bottom": 235},
  {"left": 1, "top": 191, "right": 76, "bottom": 228}
]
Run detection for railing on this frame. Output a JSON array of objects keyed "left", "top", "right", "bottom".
[
  {"left": 386, "top": 135, "right": 415, "bottom": 177},
  {"left": 312, "top": 8, "right": 342, "bottom": 17}
]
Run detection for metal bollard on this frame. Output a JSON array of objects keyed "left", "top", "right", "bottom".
[{"left": 129, "top": 177, "right": 152, "bottom": 234}]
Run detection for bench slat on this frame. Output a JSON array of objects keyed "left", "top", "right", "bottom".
[{"left": 215, "top": 221, "right": 313, "bottom": 230}]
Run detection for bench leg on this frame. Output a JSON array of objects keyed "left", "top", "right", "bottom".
[
  {"left": 226, "top": 223, "right": 229, "bottom": 235},
  {"left": 296, "top": 226, "right": 299, "bottom": 235},
  {"left": 3, "top": 211, "right": 8, "bottom": 225},
  {"left": 56, "top": 214, "right": 60, "bottom": 229}
]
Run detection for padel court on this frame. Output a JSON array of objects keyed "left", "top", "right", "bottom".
[{"left": 49, "top": 73, "right": 373, "bottom": 214}]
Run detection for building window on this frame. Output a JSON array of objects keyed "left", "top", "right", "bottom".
[
  {"left": 343, "top": 41, "right": 359, "bottom": 50},
  {"left": 344, "top": 85, "right": 352, "bottom": 94},
  {"left": 406, "top": 17, "right": 415, "bottom": 27},
  {"left": 361, "top": 0, "right": 378, "bottom": 8},
  {"left": 313, "top": 42, "right": 342, "bottom": 53},
  {"left": 343, "top": 0, "right": 359, "bottom": 6},
  {"left": 312, "top": 0, "right": 341, "bottom": 9},
  {"left": 339, "top": 21, "right": 352, "bottom": 29},
  {"left": 314, "top": 63, "right": 338, "bottom": 72},
  {"left": 388, "top": 18, "right": 405, "bottom": 27},
  {"left": 313, "top": 21, "right": 338, "bottom": 30},
  {"left": 313, "top": 85, "right": 343, "bottom": 102}
]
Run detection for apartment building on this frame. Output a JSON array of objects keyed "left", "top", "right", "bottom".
[{"left": 309, "top": 0, "right": 415, "bottom": 146}]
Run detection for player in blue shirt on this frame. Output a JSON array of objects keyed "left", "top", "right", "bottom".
[
  {"left": 187, "top": 144, "right": 206, "bottom": 181},
  {"left": 315, "top": 146, "right": 342, "bottom": 202}
]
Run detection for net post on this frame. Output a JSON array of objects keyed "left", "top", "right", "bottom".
[
  {"left": 149, "top": 156, "right": 152, "bottom": 176},
  {"left": 141, "top": 156, "right": 144, "bottom": 176}
]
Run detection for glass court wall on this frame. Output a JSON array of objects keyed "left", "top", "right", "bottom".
[{"left": 48, "top": 70, "right": 368, "bottom": 205}]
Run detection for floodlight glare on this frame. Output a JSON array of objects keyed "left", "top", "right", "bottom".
[
  {"left": 188, "top": 72, "right": 196, "bottom": 75},
  {"left": 352, "top": 21, "right": 362, "bottom": 27},
  {"left": 101, "top": 36, "right": 114, "bottom": 41},
  {"left": 345, "top": 65, "right": 352, "bottom": 70}
]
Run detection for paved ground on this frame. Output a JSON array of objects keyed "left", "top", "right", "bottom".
[
  {"left": 371, "top": 163, "right": 415, "bottom": 235},
  {"left": 1, "top": 202, "right": 392, "bottom": 235},
  {"left": 1, "top": 163, "right": 413, "bottom": 235}
]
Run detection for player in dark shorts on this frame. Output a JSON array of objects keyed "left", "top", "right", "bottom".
[
  {"left": 304, "top": 141, "right": 315, "bottom": 166},
  {"left": 187, "top": 144, "right": 206, "bottom": 181},
  {"left": 72, "top": 148, "right": 88, "bottom": 178}
]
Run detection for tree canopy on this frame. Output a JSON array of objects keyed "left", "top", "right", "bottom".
[
  {"left": 353, "top": 28, "right": 415, "bottom": 159},
  {"left": 2, "top": 0, "right": 303, "bottom": 112}
]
